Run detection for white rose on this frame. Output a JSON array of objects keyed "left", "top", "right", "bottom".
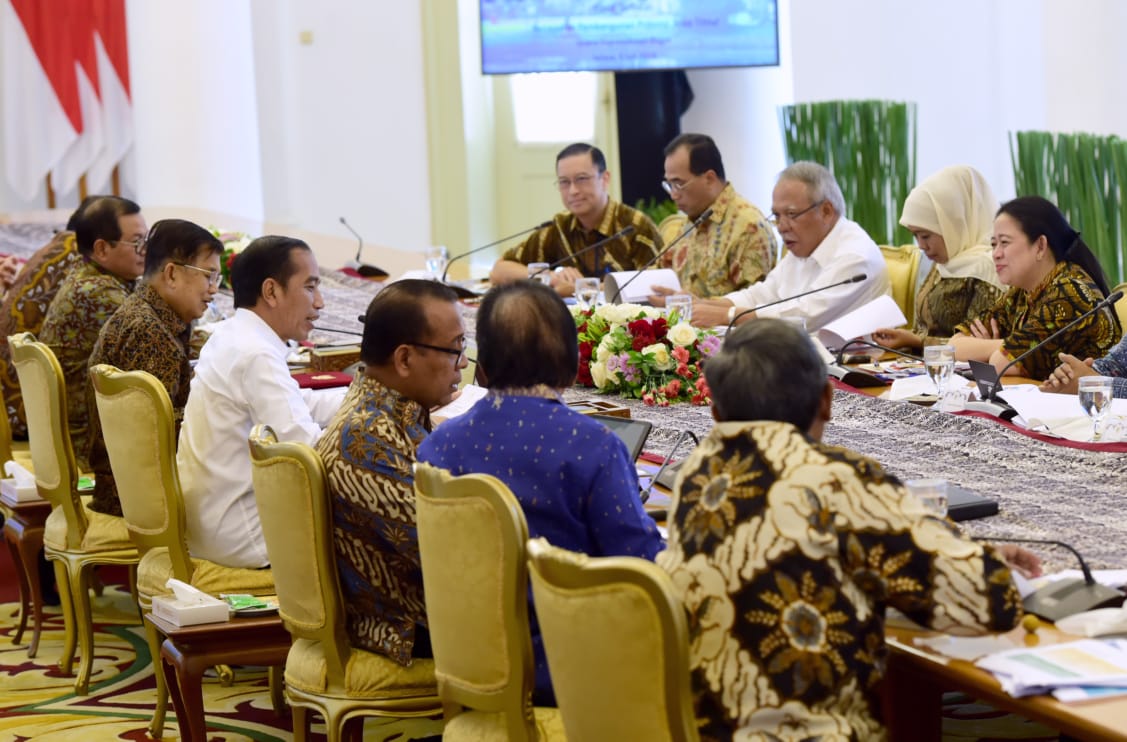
[
  {"left": 642, "top": 342, "right": 675, "bottom": 371},
  {"left": 590, "top": 360, "right": 610, "bottom": 389},
  {"left": 667, "top": 322, "right": 698, "bottom": 347},
  {"left": 595, "top": 334, "right": 616, "bottom": 362}
]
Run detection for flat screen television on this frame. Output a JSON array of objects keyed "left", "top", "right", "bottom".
[{"left": 480, "top": 0, "right": 779, "bottom": 75}]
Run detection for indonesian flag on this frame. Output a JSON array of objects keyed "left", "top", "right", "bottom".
[
  {"left": 51, "top": 0, "right": 105, "bottom": 191},
  {"left": 2, "top": 0, "right": 81, "bottom": 200},
  {"left": 86, "top": 0, "right": 131, "bottom": 191}
]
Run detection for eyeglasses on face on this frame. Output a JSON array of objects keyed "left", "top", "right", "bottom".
[
  {"left": 115, "top": 236, "right": 148, "bottom": 255},
  {"left": 555, "top": 174, "right": 598, "bottom": 191},
  {"left": 661, "top": 175, "right": 699, "bottom": 195},
  {"left": 768, "top": 200, "right": 825, "bottom": 227},
  {"left": 175, "top": 262, "right": 222, "bottom": 287},
  {"left": 407, "top": 341, "right": 467, "bottom": 363}
]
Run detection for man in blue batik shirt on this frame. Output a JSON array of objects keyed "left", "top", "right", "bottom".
[{"left": 417, "top": 280, "right": 664, "bottom": 706}]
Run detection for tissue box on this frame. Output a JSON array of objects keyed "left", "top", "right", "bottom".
[
  {"left": 151, "top": 593, "right": 230, "bottom": 627},
  {"left": 1, "top": 477, "right": 42, "bottom": 503}
]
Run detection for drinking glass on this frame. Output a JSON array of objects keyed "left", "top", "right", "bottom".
[
  {"left": 1078, "top": 375, "right": 1115, "bottom": 441},
  {"left": 666, "top": 294, "right": 693, "bottom": 323},
  {"left": 424, "top": 245, "right": 448, "bottom": 280},
  {"left": 923, "top": 344, "right": 956, "bottom": 403},
  {"left": 528, "top": 262, "right": 552, "bottom": 285},
  {"left": 905, "top": 478, "right": 949, "bottom": 517},
  {"left": 574, "top": 277, "right": 601, "bottom": 310}
]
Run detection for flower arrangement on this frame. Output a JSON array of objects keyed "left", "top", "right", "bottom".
[
  {"left": 209, "top": 228, "right": 252, "bottom": 289},
  {"left": 573, "top": 303, "right": 721, "bottom": 406}
]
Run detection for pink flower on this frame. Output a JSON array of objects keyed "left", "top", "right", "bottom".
[
  {"left": 671, "top": 345, "right": 690, "bottom": 364},
  {"left": 663, "top": 379, "right": 682, "bottom": 397},
  {"left": 642, "top": 393, "right": 655, "bottom": 406}
]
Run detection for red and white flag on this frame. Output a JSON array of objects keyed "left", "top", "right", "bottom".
[
  {"left": 87, "top": 0, "right": 131, "bottom": 191},
  {"left": 51, "top": 0, "right": 105, "bottom": 191},
  {"left": 2, "top": 0, "right": 81, "bottom": 200}
]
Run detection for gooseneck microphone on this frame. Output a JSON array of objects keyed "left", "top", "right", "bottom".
[
  {"left": 974, "top": 536, "right": 1124, "bottom": 622},
  {"left": 610, "top": 207, "right": 714, "bottom": 304},
  {"left": 340, "top": 216, "right": 388, "bottom": 279},
  {"left": 529, "top": 225, "right": 636, "bottom": 279},
  {"left": 442, "top": 220, "right": 552, "bottom": 283},
  {"left": 835, "top": 339, "right": 925, "bottom": 365},
  {"left": 983, "top": 289, "right": 1124, "bottom": 400},
  {"left": 726, "top": 273, "right": 867, "bottom": 333}
]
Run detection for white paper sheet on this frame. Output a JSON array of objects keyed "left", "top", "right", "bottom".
[
  {"left": 815, "top": 295, "right": 907, "bottom": 349},
  {"left": 432, "top": 383, "right": 488, "bottom": 420},
  {"left": 996, "top": 385, "right": 1127, "bottom": 441},
  {"left": 603, "top": 268, "right": 680, "bottom": 305}
]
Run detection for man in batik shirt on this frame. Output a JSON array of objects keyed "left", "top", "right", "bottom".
[
  {"left": 38, "top": 196, "right": 146, "bottom": 467},
  {"left": 316, "top": 280, "right": 466, "bottom": 664},
  {"left": 85, "top": 219, "right": 223, "bottom": 516},
  {"left": 659, "top": 319, "right": 1038, "bottom": 740}
]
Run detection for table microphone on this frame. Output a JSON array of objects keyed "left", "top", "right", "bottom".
[
  {"left": 529, "top": 225, "right": 635, "bottom": 279},
  {"left": 975, "top": 536, "right": 1124, "bottom": 622},
  {"left": 640, "top": 429, "right": 699, "bottom": 505},
  {"left": 441, "top": 220, "right": 552, "bottom": 283},
  {"left": 340, "top": 216, "right": 388, "bottom": 279},
  {"left": 835, "top": 339, "right": 924, "bottom": 365},
  {"left": 610, "top": 207, "right": 714, "bottom": 303},
  {"left": 726, "top": 273, "right": 867, "bottom": 333}
]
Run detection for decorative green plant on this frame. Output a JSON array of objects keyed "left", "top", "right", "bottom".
[
  {"left": 634, "top": 196, "right": 679, "bottom": 226},
  {"left": 778, "top": 100, "right": 917, "bottom": 246},
  {"left": 1010, "top": 130, "right": 1127, "bottom": 285}
]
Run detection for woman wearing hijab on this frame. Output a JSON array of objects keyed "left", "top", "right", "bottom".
[
  {"left": 951, "top": 195, "right": 1120, "bottom": 379},
  {"left": 875, "top": 165, "right": 1004, "bottom": 350}
]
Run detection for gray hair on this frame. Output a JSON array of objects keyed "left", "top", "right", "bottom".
[
  {"left": 704, "top": 319, "right": 826, "bottom": 429},
  {"left": 778, "top": 161, "right": 845, "bottom": 216}
]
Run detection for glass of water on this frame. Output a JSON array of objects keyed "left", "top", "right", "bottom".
[
  {"left": 666, "top": 294, "right": 693, "bottom": 323},
  {"left": 1078, "top": 375, "right": 1115, "bottom": 441},
  {"left": 923, "top": 344, "right": 956, "bottom": 405},
  {"left": 425, "top": 245, "right": 448, "bottom": 280},
  {"left": 528, "top": 262, "right": 552, "bottom": 285},
  {"left": 905, "top": 478, "right": 949, "bottom": 517},
  {"left": 574, "top": 277, "right": 601, "bottom": 310}
]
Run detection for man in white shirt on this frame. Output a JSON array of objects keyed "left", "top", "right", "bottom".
[
  {"left": 177, "top": 236, "right": 343, "bottom": 568},
  {"left": 691, "top": 161, "right": 890, "bottom": 331}
]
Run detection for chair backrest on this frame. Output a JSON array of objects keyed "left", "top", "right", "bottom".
[
  {"left": 414, "top": 462, "right": 537, "bottom": 740},
  {"left": 1113, "top": 282, "right": 1127, "bottom": 331},
  {"left": 526, "top": 538, "right": 699, "bottom": 742},
  {"left": 248, "top": 424, "right": 351, "bottom": 680},
  {"left": 879, "top": 243, "right": 922, "bottom": 328},
  {"left": 8, "top": 332, "right": 85, "bottom": 545},
  {"left": 89, "top": 364, "right": 193, "bottom": 578}
]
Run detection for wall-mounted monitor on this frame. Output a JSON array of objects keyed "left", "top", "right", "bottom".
[{"left": 481, "top": 0, "right": 779, "bottom": 75}]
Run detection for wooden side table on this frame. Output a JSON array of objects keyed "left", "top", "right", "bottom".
[
  {"left": 0, "top": 492, "right": 52, "bottom": 656},
  {"left": 145, "top": 611, "right": 292, "bottom": 740}
]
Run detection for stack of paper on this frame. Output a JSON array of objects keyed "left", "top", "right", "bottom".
[
  {"left": 994, "top": 385, "right": 1127, "bottom": 442},
  {"left": 976, "top": 638, "right": 1127, "bottom": 699}
]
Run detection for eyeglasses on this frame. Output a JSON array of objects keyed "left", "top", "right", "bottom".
[
  {"left": 407, "top": 341, "right": 467, "bottom": 363},
  {"left": 661, "top": 175, "right": 699, "bottom": 195},
  {"left": 115, "top": 236, "right": 147, "bottom": 255},
  {"left": 768, "top": 200, "right": 825, "bottom": 227},
  {"left": 555, "top": 174, "right": 598, "bottom": 191},
  {"left": 175, "top": 262, "right": 222, "bottom": 287}
]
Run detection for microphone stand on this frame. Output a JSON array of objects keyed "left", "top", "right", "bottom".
[
  {"left": 640, "top": 429, "right": 699, "bottom": 504},
  {"left": 441, "top": 220, "right": 552, "bottom": 284},
  {"left": 835, "top": 339, "right": 925, "bottom": 365},
  {"left": 976, "top": 536, "right": 1124, "bottom": 622},
  {"left": 340, "top": 217, "right": 388, "bottom": 279},
  {"left": 609, "top": 207, "right": 713, "bottom": 304},
  {"left": 528, "top": 225, "right": 635, "bottom": 280}
]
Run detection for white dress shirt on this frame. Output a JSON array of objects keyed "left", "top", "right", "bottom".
[
  {"left": 724, "top": 217, "right": 890, "bottom": 330},
  {"left": 177, "top": 308, "right": 344, "bottom": 568}
]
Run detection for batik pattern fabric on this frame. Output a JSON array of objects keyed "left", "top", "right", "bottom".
[
  {"left": 38, "top": 257, "right": 134, "bottom": 468},
  {"left": 659, "top": 420, "right": 1021, "bottom": 741},
  {"left": 1093, "top": 335, "right": 1127, "bottom": 398},
  {"left": 0, "top": 231, "right": 81, "bottom": 437},
  {"left": 954, "top": 261, "right": 1119, "bottom": 380},
  {"left": 659, "top": 183, "right": 777, "bottom": 296},
  {"left": 501, "top": 199, "right": 662, "bottom": 276},
  {"left": 316, "top": 375, "right": 431, "bottom": 665},
  {"left": 913, "top": 265, "right": 1004, "bottom": 347},
  {"left": 86, "top": 283, "right": 192, "bottom": 516}
]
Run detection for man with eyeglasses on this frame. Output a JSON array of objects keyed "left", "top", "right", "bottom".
[
  {"left": 84, "top": 219, "right": 224, "bottom": 517},
  {"left": 39, "top": 195, "right": 147, "bottom": 466},
  {"left": 316, "top": 279, "right": 466, "bottom": 666},
  {"left": 650, "top": 133, "right": 777, "bottom": 299},
  {"left": 489, "top": 142, "right": 663, "bottom": 297},
  {"left": 689, "top": 161, "right": 889, "bottom": 330}
]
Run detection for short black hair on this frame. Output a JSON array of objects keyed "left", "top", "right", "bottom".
[
  {"left": 65, "top": 195, "right": 101, "bottom": 231},
  {"left": 73, "top": 196, "right": 142, "bottom": 256},
  {"left": 476, "top": 281, "right": 577, "bottom": 390},
  {"left": 705, "top": 319, "right": 826, "bottom": 429},
  {"left": 230, "top": 236, "right": 312, "bottom": 309},
  {"left": 664, "top": 133, "right": 725, "bottom": 181},
  {"left": 556, "top": 142, "right": 607, "bottom": 173},
  {"left": 360, "top": 280, "right": 460, "bottom": 366},
  {"left": 143, "top": 219, "right": 224, "bottom": 279}
]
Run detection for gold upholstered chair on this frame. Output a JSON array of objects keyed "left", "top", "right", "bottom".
[
  {"left": 90, "top": 364, "right": 276, "bottom": 737},
  {"left": 414, "top": 462, "right": 565, "bottom": 741},
  {"left": 248, "top": 425, "right": 443, "bottom": 742},
  {"left": 0, "top": 384, "right": 32, "bottom": 469},
  {"left": 527, "top": 538, "right": 699, "bottom": 742},
  {"left": 8, "top": 332, "right": 138, "bottom": 695},
  {"left": 879, "top": 243, "right": 923, "bottom": 328},
  {"left": 1112, "top": 282, "right": 1127, "bottom": 331}
]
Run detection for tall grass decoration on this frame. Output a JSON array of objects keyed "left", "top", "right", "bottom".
[
  {"left": 778, "top": 100, "right": 917, "bottom": 246},
  {"left": 1010, "top": 130, "right": 1127, "bottom": 285}
]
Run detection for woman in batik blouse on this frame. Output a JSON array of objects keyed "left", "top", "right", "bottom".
[
  {"left": 875, "top": 165, "right": 1004, "bottom": 350},
  {"left": 950, "top": 196, "right": 1120, "bottom": 379}
]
